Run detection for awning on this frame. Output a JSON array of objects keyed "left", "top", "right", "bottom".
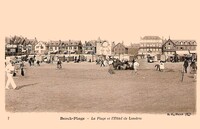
[
  {"left": 167, "top": 54, "right": 174, "bottom": 57},
  {"left": 189, "top": 51, "right": 197, "bottom": 53},
  {"left": 176, "top": 51, "right": 189, "bottom": 56}
]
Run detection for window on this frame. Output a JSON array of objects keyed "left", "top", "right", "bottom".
[
  {"left": 185, "top": 47, "right": 187, "bottom": 50},
  {"left": 168, "top": 43, "right": 170, "bottom": 45},
  {"left": 180, "top": 47, "right": 183, "bottom": 50}
]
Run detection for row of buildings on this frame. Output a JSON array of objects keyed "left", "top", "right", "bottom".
[
  {"left": 138, "top": 36, "right": 197, "bottom": 61},
  {"left": 5, "top": 36, "right": 197, "bottom": 61}
]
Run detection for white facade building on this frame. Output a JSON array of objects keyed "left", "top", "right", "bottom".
[
  {"left": 35, "top": 41, "right": 46, "bottom": 54},
  {"left": 96, "top": 41, "right": 113, "bottom": 57},
  {"left": 138, "top": 36, "right": 163, "bottom": 58}
]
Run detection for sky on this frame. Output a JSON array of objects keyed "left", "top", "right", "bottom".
[{"left": 1, "top": 0, "right": 200, "bottom": 45}]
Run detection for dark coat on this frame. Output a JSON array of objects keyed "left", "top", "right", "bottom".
[{"left": 183, "top": 60, "right": 189, "bottom": 67}]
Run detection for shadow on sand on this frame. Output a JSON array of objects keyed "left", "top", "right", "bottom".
[{"left": 15, "top": 83, "right": 39, "bottom": 90}]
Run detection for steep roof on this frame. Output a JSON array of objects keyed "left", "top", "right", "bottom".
[
  {"left": 113, "top": 43, "right": 126, "bottom": 49},
  {"left": 35, "top": 41, "right": 46, "bottom": 46},
  {"left": 49, "top": 40, "right": 82, "bottom": 46},
  {"left": 162, "top": 38, "right": 176, "bottom": 46},
  {"left": 162, "top": 39, "right": 197, "bottom": 46},
  {"left": 172, "top": 40, "right": 196, "bottom": 45}
]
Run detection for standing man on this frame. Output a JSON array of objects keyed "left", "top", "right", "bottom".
[
  {"left": 20, "top": 61, "right": 25, "bottom": 76},
  {"left": 183, "top": 59, "right": 189, "bottom": 73},
  {"left": 100, "top": 59, "right": 105, "bottom": 67},
  {"left": 29, "top": 58, "right": 32, "bottom": 66},
  {"left": 74, "top": 57, "right": 77, "bottom": 63},
  {"left": 57, "top": 59, "right": 62, "bottom": 69},
  {"left": 5, "top": 61, "right": 17, "bottom": 89},
  {"left": 132, "top": 59, "right": 135, "bottom": 70}
]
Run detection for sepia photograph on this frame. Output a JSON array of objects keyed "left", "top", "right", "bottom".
[
  {"left": 0, "top": 0, "right": 200, "bottom": 129},
  {"left": 4, "top": 35, "right": 197, "bottom": 113}
]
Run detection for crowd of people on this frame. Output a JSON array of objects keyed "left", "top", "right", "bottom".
[
  {"left": 5, "top": 54, "right": 197, "bottom": 90},
  {"left": 96, "top": 58, "right": 140, "bottom": 75},
  {"left": 154, "top": 58, "right": 197, "bottom": 82}
]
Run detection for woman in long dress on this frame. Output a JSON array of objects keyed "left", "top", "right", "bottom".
[
  {"left": 133, "top": 61, "right": 140, "bottom": 74},
  {"left": 108, "top": 59, "right": 115, "bottom": 74},
  {"left": 160, "top": 61, "right": 165, "bottom": 72}
]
